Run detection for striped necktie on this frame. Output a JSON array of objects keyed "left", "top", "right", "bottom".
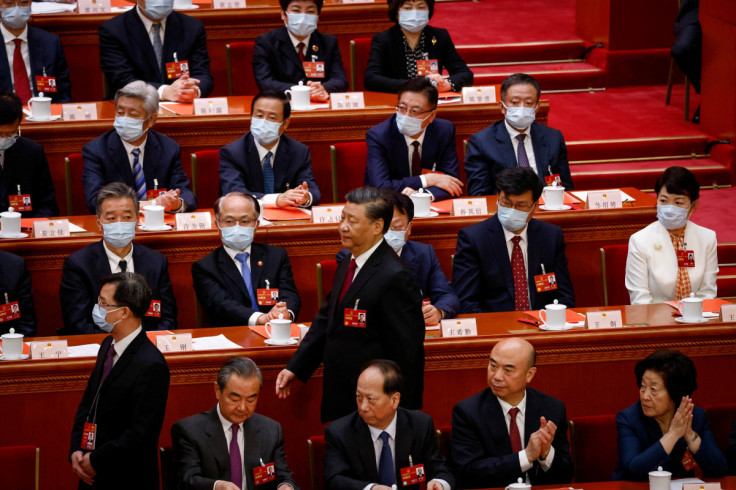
[
  {"left": 262, "top": 151, "right": 274, "bottom": 194},
  {"left": 132, "top": 148, "right": 147, "bottom": 200}
]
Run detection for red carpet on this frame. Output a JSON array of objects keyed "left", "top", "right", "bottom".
[{"left": 690, "top": 187, "right": 736, "bottom": 243}]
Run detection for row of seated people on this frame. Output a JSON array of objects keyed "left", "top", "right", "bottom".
[{"left": 2, "top": 0, "right": 473, "bottom": 103}]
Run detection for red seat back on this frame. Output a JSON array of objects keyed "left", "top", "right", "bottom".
[
  {"left": 317, "top": 260, "right": 338, "bottom": 309},
  {"left": 227, "top": 42, "right": 258, "bottom": 96},
  {"left": 569, "top": 414, "right": 617, "bottom": 482},
  {"left": 717, "top": 243, "right": 736, "bottom": 297},
  {"left": 191, "top": 150, "right": 221, "bottom": 209},
  {"left": 160, "top": 446, "right": 174, "bottom": 490},
  {"left": 0, "top": 445, "right": 38, "bottom": 490},
  {"left": 330, "top": 142, "right": 368, "bottom": 203},
  {"left": 308, "top": 435, "right": 326, "bottom": 490},
  {"left": 350, "top": 38, "right": 372, "bottom": 91},
  {"left": 704, "top": 404, "right": 736, "bottom": 455},
  {"left": 600, "top": 244, "right": 630, "bottom": 306},
  {"left": 65, "top": 153, "right": 87, "bottom": 215},
  {"left": 436, "top": 424, "right": 452, "bottom": 462}
]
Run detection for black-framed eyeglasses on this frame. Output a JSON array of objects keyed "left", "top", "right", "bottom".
[{"left": 395, "top": 105, "right": 434, "bottom": 118}]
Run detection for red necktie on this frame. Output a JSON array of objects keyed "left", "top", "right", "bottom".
[
  {"left": 296, "top": 42, "right": 306, "bottom": 62},
  {"left": 338, "top": 259, "right": 357, "bottom": 303},
  {"left": 13, "top": 39, "right": 32, "bottom": 104},
  {"left": 511, "top": 235, "right": 530, "bottom": 311},
  {"left": 411, "top": 140, "right": 422, "bottom": 177},
  {"left": 509, "top": 407, "right": 522, "bottom": 452}
]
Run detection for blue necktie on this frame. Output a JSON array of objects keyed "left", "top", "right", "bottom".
[
  {"left": 262, "top": 151, "right": 274, "bottom": 194},
  {"left": 152, "top": 23, "right": 163, "bottom": 76},
  {"left": 516, "top": 133, "right": 530, "bottom": 168},
  {"left": 378, "top": 431, "right": 394, "bottom": 486},
  {"left": 132, "top": 148, "right": 146, "bottom": 200},
  {"left": 235, "top": 252, "right": 259, "bottom": 310}
]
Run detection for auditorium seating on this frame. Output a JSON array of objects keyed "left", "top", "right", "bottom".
[
  {"left": 159, "top": 446, "right": 175, "bottom": 490},
  {"left": 191, "top": 150, "right": 221, "bottom": 209},
  {"left": 226, "top": 42, "right": 258, "bottom": 97},
  {"left": 0, "top": 446, "right": 39, "bottom": 490},
  {"left": 569, "top": 414, "right": 618, "bottom": 483},
  {"left": 599, "top": 244, "right": 630, "bottom": 307},
  {"left": 64, "top": 153, "right": 86, "bottom": 216},
  {"left": 330, "top": 142, "right": 368, "bottom": 203},
  {"left": 704, "top": 403, "right": 736, "bottom": 455},
  {"left": 717, "top": 244, "right": 736, "bottom": 298},
  {"left": 316, "top": 260, "right": 338, "bottom": 309},
  {"left": 350, "top": 38, "right": 372, "bottom": 92},
  {"left": 307, "top": 435, "right": 326, "bottom": 490},
  {"left": 436, "top": 424, "right": 452, "bottom": 462}
]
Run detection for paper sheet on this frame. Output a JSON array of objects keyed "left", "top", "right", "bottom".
[
  {"left": 32, "top": 2, "right": 77, "bottom": 13},
  {"left": 68, "top": 344, "right": 101, "bottom": 358},
  {"left": 671, "top": 478, "right": 704, "bottom": 490},
  {"left": 191, "top": 334, "right": 243, "bottom": 351},
  {"left": 571, "top": 189, "right": 636, "bottom": 203}
]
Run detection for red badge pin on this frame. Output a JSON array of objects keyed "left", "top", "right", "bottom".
[
  {"left": 312, "top": 45, "right": 318, "bottom": 52},
  {"left": 258, "top": 261, "right": 263, "bottom": 266}
]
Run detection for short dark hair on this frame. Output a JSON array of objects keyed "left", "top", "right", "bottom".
[
  {"left": 500, "top": 73, "right": 541, "bottom": 103},
  {"left": 101, "top": 272, "right": 152, "bottom": 319},
  {"left": 251, "top": 91, "right": 291, "bottom": 121},
  {"left": 635, "top": 350, "right": 698, "bottom": 404},
  {"left": 96, "top": 182, "right": 139, "bottom": 216},
  {"left": 345, "top": 187, "right": 393, "bottom": 234},
  {"left": 361, "top": 359, "right": 404, "bottom": 396},
  {"left": 387, "top": 0, "right": 435, "bottom": 24},
  {"left": 384, "top": 189, "right": 414, "bottom": 222},
  {"left": 214, "top": 191, "right": 261, "bottom": 220},
  {"left": 497, "top": 167, "right": 544, "bottom": 201},
  {"left": 654, "top": 166, "right": 700, "bottom": 202},
  {"left": 398, "top": 77, "right": 438, "bottom": 110},
  {"left": 279, "top": 0, "right": 323, "bottom": 13},
  {"left": 217, "top": 357, "right": 263, "bottom": 391},
  {"left": 0, "top": 91, "right": 23, "bottom": 126}
]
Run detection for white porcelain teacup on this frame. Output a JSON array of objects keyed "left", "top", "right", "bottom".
[
  {"left": 410, "top": 191, "right": 432, "bottom": 217},
  {"left": 29, "top": 96, "right": 52, "bottom": 120},
  {"left": 265, "top": 319, "right": 292, "bottom": 344},
  {"left": 649, "top": 466, "right": 671, "bottom": 490},
  {"left": 285, "top": 82, "right": 310, "bottom": 110},
  {"left": 0, "top": 209, "right": 22, "bottom": 237},
  {"left": 539, "top": 299, "right": 566, "bottom": 329},
  {"left": 543, "top": 185, "right": 565, "bottom": 209},
  {"left": 677, "top": 295, "right": 703, "bottom": 322},
  {"left": 1, "top": 328, "right": 24, "bottom": 359},
  {"left": 143, "top": 204, "right": 165, "bottom": 229},
  {"left": 505, "top": 478, "right": 531, "bottom": 490}
]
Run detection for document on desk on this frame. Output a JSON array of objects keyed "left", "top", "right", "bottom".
[
  {"left": 68, "top": 344, "right": 101, "bottom": 358},
  {"left": 32, "top": 1, "right": 77, "bottom": 13},
  {"left": 671, "top": 478, "right": 704, "bottom": 490},
  {"left": 571, "top": 189, "right": 636, "bottom": 203},
  {"left": 191, "top": 334, "right": 243, "bottom": 351}
]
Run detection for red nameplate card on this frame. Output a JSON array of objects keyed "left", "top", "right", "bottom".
[
  {"left": 82, "top": 422, "right": 97, "bottom": 450},
  {"left": 722, "top": 304, "right": 736, "bottom": 322},
  {"left": 681, "top": 449, "right": 698, "bottom": 471},
  {"left": 666, "top": 298, "right": 729, "bottom": 313},
  {"left": 534, "top": 273, "right": 558, "bottom": 292},
  {"left": 253, "top": 463, "right": 276, "bottom": 485},
  {"left": 62, "top": 103, "right": 98, "bottom": 121},
  {"left": 77, "top": 0, "right": 111, "bottom": 13},
  {"left": 586, "top": 310, "right": 623, "bottom": 329},
  {"left": 330, "top": 93, "right": 365, "bottom": 110},
  {"left": 155, "top": 333, "right": 193, "bottom": 353},
  {"left": 175, "top": 212, "right": 212, "bottom": 231},
  {"left": 8, "top": 194, "right": 31, "bottom": 212},
  {"left": 416, "top": 59, "right": 439, "bottom": 76},
  {"left": 263, "top": 207, "right": 310, "bottom": 221},
  {"left": 0, "top": 302, "right": 21, "bottom": 322},
  {"left": 344, "top": 309, "right": 367, "bottom": 327},
  {"left": 440, "top": 318, "right": 477, "bottom": 338},
  {"left": 145, "top": 300, "right": 162, "bottom": 318},
  {"left": 35, "top": 76, "right": 57, "bottom": 93},
  {"left": 30, "top": 340, "right": 69, "bottom": 359},
  {"left": 33, "top": 219, "right": 70, "bottom": 238},
  {"left": 400, "top": 464, "right": 426, "bottom": 485},
  {"left": 303, "top": 61, "right": 325, "bottom": 78},
  {"left": 166, "top": 60, "right": 189, "bottom": 79},
  {"left": 586, "top": 190, "right": 622, "bottom": 210},
  {"left": 311, "top": 205, "right": 344, "bottom": 224},
  {"left": 451, "top": 198, "right": 488, "bottom": 217},
  {"left": 146, "top": 189, "right": 168, "bottom": 201},
  {"left": 257, "top": 288, "right": 279, "bottom": 306},
  {"left": 677, "top": 250, "right": 695, "bottom": 267}
]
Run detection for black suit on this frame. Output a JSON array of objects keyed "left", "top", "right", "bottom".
[
  {"left": 286, "top": 239, "right": 425, "bottom": 423},
  {"left": 365, "top": 25, "right": 473, "bottom": 94},
  {"left": 253, "top": 26, "right": 348, "bottom": 94},
  {"left": 59, "top": 240, "right": 177, "bottom": 334},
  {"left": 99, "top": 7, "right": 213, "bottom": 99},
  {"left": 1, "top": 137, "right": 59, "bottom": 217},
  {"left": 325, "top": 408, "right": 455, "bottom": 490},
  {"left": 0, "top": 250, "right": 36, "bottom": 336},
  {"left": 191, "top": 243, "right": 301, "bottom": 327},
  {"left": 451, "top": 387, "right": 574, "bottom": 489},
  {"left": 171, "top": 407, "right": 299, "bottom": 490},
  {"left": 69, "top": 330, "right": 170, "bottom": 490}
]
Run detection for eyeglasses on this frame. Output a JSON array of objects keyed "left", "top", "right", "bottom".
[
  {"left": 0, "top": 128, "right": 20, "bottom": 139},
  {"left": 395, "top": 105, "right": 434, "bottom": 118},
  {"left": 1, "top": 0, "right": 32, "bottom": 7},
  {"left": 218, "top": 218, "right": 258, "bottom": 227},
  {"left": 97, "top": 298, "right": 123, "bottom": 309},
  {"left": 498, "top": 199, "right": 535, "bottom": 212}
]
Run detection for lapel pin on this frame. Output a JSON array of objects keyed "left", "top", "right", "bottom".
[
  {"left": 258, "top": 260, "right": 264, "bottom": 266},
  {"left": 312, "top": 45, "right": 318, "bottom": 52},
  {"left": 431, "top": 37, "right": 437, "bottom": 46}
]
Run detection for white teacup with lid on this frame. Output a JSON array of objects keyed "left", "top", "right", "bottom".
[
  {"left": 539, "top": 299, "right": 566, "bottom": 329},
  {"left": 1, "top": 327, "right": 24, "bottom": 359},
  {"left": 677, "top": 293, "right": 703, "bottom": 322},
  {"left": 0, "top": 207, "right": 22, "bottom": 237},
  {"left": 285, "top": 81, "right": 311, "bottom": 110},
  {"left": 648, "top": 466, "right": 671, "bottom": 490},
  {"left": 410, "top": 189, "right": 432, "bottom": 217},
  {"left": 29, "top": 93, "right": 52, "bottom": 120},
  {"left": 543, "top": 182, "right": 565, "bottom": 209},
  {"left": 143, "top": 204, "right": 166, "bottom": 229},
  {"left": 505, "top": 477, "right": 531, "bottom": 490},
  {"left": 265, "top": 314, "right": 292, "bottom": 345}
]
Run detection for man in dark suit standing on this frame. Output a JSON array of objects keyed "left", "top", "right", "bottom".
[
  {"left": 324, "top": 359, "right": 454, "bottom": 490},
  {"left": 253, "top": 0, "right": 347, "bottom": 102},
  {"left": 451, "top": 338, "right": 573, "bottom": 489},
  {"left": 82, "top": 81, "right": 196, "bottom": 214},
  {"left": 69, "top": 272, "right": 170, "bottom": 490},
  {"left": 59, "top": 183, "right": 177, "bottom": 334},
  {"left": 0, "top": 249, "right": 36, "bottom": 336},
  {"left": 99, "top": 0, "right": 212, "bottom": 101},
  {"left": 453, "top": 168, "right": 574, "bottom": 313},
  {"left": 465, "top": 73, "right": 573, "bottom": 196},
  {"left": 275, "top": 187, "right": 425, "bottom": 423},
  {"left": 219, "top": 91, "right": 320, "bottom": 208},
  {"left": 172, "top": 356, "right": 299, "bottom": 490},
  {"left": 364, "top": 77, "right": 462, "bottom": 202},
  {"left": 192, "top": 192, "right": 301, "bottom": 327},
  {"left": 0, "top": 91, "right": 59, "bottom": 217},
  {"left": 0, "top": 1, "right": 71, "bottom": 102}
]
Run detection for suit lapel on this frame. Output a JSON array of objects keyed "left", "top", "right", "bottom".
[
  {"left": 242, "top": 417, "right": 261, "bottom": 489},
  {"left": 530, "top": 124, "right": 548, "bottom": 178},
  {"left": 102, "top": 329, "right": 144, "bottom": 387},
  {"left": 216, "top": 247, "right": 251, "bottom": 304},
  {"left": 245, "top": 135, "right": 265, "bottom": 193},
  {"left": 272, "top": 138, "right": 290, "bottom": 192},
  {"left": 161, "top": 12, "right": 180, "bottom": 70},
  {"left": 92, "top": 240, "right": 114, "bottom": 276},
  {"left": 0, "top": 41, "right": 10, "bottom": 93},
  {"left": 495, "top": 123, "right": 517, "bottom": 168},
  {"left": 488, "top": 217, "right": 515, "bottom": 298},
  {"left": 27, "top": 29, "right": 44, "bottom": 97},
  {"left": 125, "top": 8, "right": 162, "bottom": 81},
  {"left": 277, "top": 28, "right": 305, "bottom": 76},
  {"left": 204, "top": 408, "right": 231, "bottom": 480},
  {"left": 340, "top": 242, "right": 385, "bottom": 307},
  {"left": 421, "top": 122, "right": 440, "bottom": 171},
  {"left": 525, "top": 220, "right": 541, "bottom": 306},
  {"left": 326, "top": 256, "right": 350, "bottom": 333},
  {"left": 393, "top": 409, "right": 412, "bottom": 479},
  {"left": 108, "top": 132, "right": 136, "bottom": 184},
  {"left": 523, "top": 388, "right": 538, "bottom": 446},
  {"left": 388, "top": 118, "right": 411, "bottom": 178},
  {"left": 142, "top": 133, "right": 161, "bottom": 191},
  {"left": 483, "top": 392, "right": 514, "bottom": 455},
  {"left": 249, "top": 244, "right": 265, "bottom": 290},
  {"left": 354, "top": 416, "right": 379, "bottom": 482}
]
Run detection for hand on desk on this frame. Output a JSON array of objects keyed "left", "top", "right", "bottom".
[
  {"left": 71, "top": 450, "right": 95, "bottom": 486},
  {"left": 275, "top": 368, "right": 296, "bottom": 399},
  {"left": 424, "top": 173, "right": 463, "bottom": 196},
  {"left": 215, "top": 481, "right": 241, "bottom": 490},
  {"left": 257, "top": 302, "right": 290, "bottom": 324},
  {"left": 426, "top": 73, "right": 452, "bottom": 93},
  {"left": 155, "top": 189, "right": 183, "bottom": 212},
  {"left": 422, "top": 303, "right": 442, "bottom": 326},
  {"left": 427, "top": 481, "right": 444, "bottom": 490},
  {"left": 276, "top": 182, "right": 310, "bottom": 208},
  {"left": 307, "top": 81, "right": 330, "bottom": 102},
  {"left": 163, "top": 74, "right": 201, "bottom": 103}
]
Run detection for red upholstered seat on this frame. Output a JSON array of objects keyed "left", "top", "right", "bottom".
[
  {"left": 307, "top": 435, "right": 326, "bottom": 490},
  {"left": 329, "top": 142, "right": 368, "bottom": 203},
  {"left": 316, "top": 260, "right": 338, "bottom": 309},
  {"left": 717, "top": 243, "right": 736, "bottom": 298},
  {"left": 190, "top": 150, "right": 221, "bottom": 210},
  {"left": 703, "top": 404, "right": 736, "bottom": 455},
  {"left": 159, "top": 446, "right": 174, "bottom": 490},
  {"left": 600, "top": 244, "right": 630, "bottom": 306},
  {"left": 350, "top": 38, "right": 371, "bottom": 92},
  {"left": 436, "top": 424, "right": 452, "bottom": 462},
  {"left": 0, "top": 445, "right": 39, "bottom": 490},
  {"left": 569, "top": 414, "right": 618, "bottom": 483},
  {"left": 226, "top": 42, "right": 258, "bottom": 96},
  {"left": 65, "top": 153, "right": 86, "bottom": 215}
]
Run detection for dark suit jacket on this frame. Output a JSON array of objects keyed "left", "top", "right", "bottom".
[
  {"left": 613, "top": 401, "right": 727, "bottom": 481},
  {"left": 191, "top": 243, "right": 301, "bottom": 327},
  {"left": 0, "top": 250, "right": 36, "bottom": 336},
  {"left": 59, "top": 240, "right": 177, "bottom": 334},
  {"left": 1, "top": 137, "right": 59, "bottom": 217},
  {"left": 171, "top": 407, "right": 299, "bottom": 490},
  {"left": 337, "top": 240, "right": 458, "bottom": 318},
  {"left": 82, "top": 129, "right": 196, "bottom": 213},
  {"left": 99, "top": 8, "right": 213, "bottom": 99},
  {"left": 365, "top": 24, "right": 473, "bottom": 94},
  {"left": 0, "top": 26, "right": 71, "bottom": 102},
  {"left": 69, "top": 330, "right": 170, "bottom": 490},
  {"left": 452, "top": 215, "right": 574, "bottom": 314},
  {"left": 252, "top": 27, "right": 348, "bottom": 94},
  {"left": 451, "top": 387, "right": 574, "bottom": 489},
  {"left": 286, "top": 239, "right": 425, "bottom": 423},
  {"left": 325, "top": 408, "right": 455, "bottom": 490},
  {"left": 465, "top": 120, "right": 573, "bottom": 196},
  {"left": 218, "top": 132, "right": 321, "bottom": 204},
  {"left": 364, "top": 115, "right": 460, "bottom": 201},
  {"left": 728, "top": 419, "right": 736, "bottom": 475}
]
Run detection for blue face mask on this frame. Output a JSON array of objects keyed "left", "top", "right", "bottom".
[
  {"left": 142, "top": 0, "right": 173, "bottom": 21},
  {"left": 92, "top": 304, "right": 123, "bottom": 333},
  {"left": 657, "top": 204, "right": 690, "bottom": 230},
  {"left": 220, "top": 225, "right": 255, "bottom": 251},
  {"left": 250, "top": 117, "right": 282, "bottom": 147},
  {"left": 384, "top": 229, "right": 407, "bottom": 252},
  {"left": 285, "top": 12, "right": 318, "bottom": 38},
  {"left": 0, "top": 134, "right": 18, "bottom": 151},
  {"left": 1, "top": 5, "right": 32, "bottom": 30},
  {"left": 496, "top": 202, "right": 533, "bottom": 232},
  {"left": 102, "top": 221, "right": 137, "bottom": 248},
  {"left": 502, "top": 102, "right": 537, "bottom": 130},
  {"left": 398, "top": 9, "right": 429, "bottom": 34},
  {"left": 114, "top": 116, "right": 147, "bottom": 143},
  {"left": 395, "top": 111, "right": 431, "bottom": 137}
]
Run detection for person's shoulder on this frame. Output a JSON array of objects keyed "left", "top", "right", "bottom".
[
  {"left": 616, "top": 400, "right": 644, "bottom": 423},
  {"left": 253, "top": 242, "right": 289, "bottom": 259},
  {"left": 527, "top": 386, "right": 566, "bottom": 408},
  {"left": 470, "top": 120, "right": 504, "bottom": 141},
  {"left": 27, "top": 26, "right": 61, "bottom": 44},
  {"left": 136, "top": 331, "right": 169, "bottom": 365},
  {"left": 101, "top": 8, "right": 129, "bottom": 29},
  {"left": 532, "top": 121, "right": 564, "bottom": 138},
  {"left": 248, "top": 412, "right": 283, "bottom": 431},
  {"left": 314, "top": 29, "right": 338, "bottom": 44},
  {"left": 425, "top": 25, "right": 451, "bottom": 39},
  {"left": 529, "top": 217, "right": 564, "bottom": 238},
  {"left": 66, "top": 240, "right": 104, "bottom": 264},
  {"left": 460, "top": 216, "right": 496, "bottom": 239},
  {"left": 371, "top": 26, "right": 395, "bottom": 43},
  {"left": 149, "top": 129, "right": 180, "bottom": 150},
  {"left": 630, "top": 221, "right": 662, "bottom": 242},
  {"left": 193, "top": 246, "right": 223, "bottom": 268},
  {"left": 0, "top": 250, "right": 24, "bottom": 268},
  {"left": 280, "top": 133, "right": 309, "bottom": 153},
  {"left": 174, "top": 409, "right": 213, "bottom": 432},
  {"left": 170, "top": 10, "right": 204, "bottom": 28},
  {"left": 14, "top": 136, "right": 44, "bottom": 155},
  {"left": 455, "top": 387, "right": 493, "bottom": 414},
  {"left": 84, "top": 129, "right": 117, "bottom": 151},
  {"left": 133, "top": 242, "right": 168, "bottom": 262},
  {"left": 398, "top": 406, "right": 432, "bottom": 425},
  {"left": 432, "top": 117, "right": 455, "bottom": 132},
  {"left": 367, "top": 116, "right": 395, "bottom": 139},
  {"left": 326, "top": 410, "right": 360, "bottom": 436},
  {"left": 687, "top": 221, "right": 717, "bottom": 241}
]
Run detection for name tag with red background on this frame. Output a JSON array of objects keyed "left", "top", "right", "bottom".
[
  {"left": 400, "top": 464, "right": 426, "bottom": 485},
  {"left": 534, "top": 273, "right": 558, "bottom": 292},
  {"left": 146, "top": 189, "right": 167, "bottom": 201},
  {"left": 344, "top": 309, "right": 366, "bottom": 327},
  {"left": 253, "top": 463, "right": 276, "bottom": 485},
  {"left": 257, "top": 289, "right": 279, "bottom": 306},
  {"left": 81, "top": 423, "right": 97, "bottom": 450},
  {"left": 145, "top": 300, "right": 162, "bottom": 318},
  {"left": 681, "top": 449, "right": 698, "bottom": 471},
  {"left": 9, "top": 194, "right": 31, "bottom": 212},
  {"left": 35, "top": 76, "right": 57, "bottom": 93},
  {"left": 545, "top": 174, "right": 562, "bottom": 186},
  {"left": 416, "top": 59, "right": 439, "bottom": 76},
  {"left": 303, "top": 61, "right": 325, "bottom": 78},
  {"left": 677, "top": 250, "right": 695, "bottom": 267},
  {"left": 166, "top": 61, "right": 189, "bottom": 79},
  {"left": 0, "top": 302, "right": 21, "bottom": 322}
]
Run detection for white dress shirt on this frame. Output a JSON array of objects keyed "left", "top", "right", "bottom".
[
  {"left": 505, "top": 120, "right": 538, "bottom": 176},
  {"left": 135, "top": 6, "right": 170, "bottom": 99},
  {"left": 403, "top": 130, "right": 430, "bottom": 193},
  {"left": 253, "top": 137, "right": 312, "bottom": 208},
  {"left": 121, "top": 136, "right": 148, "bottom": 173},
  {"left": 103, "top": 240, "right": 135, "bottom": 273},
  {"left": 223, "top": 243, "right": 263, "bottom": 326},
  {"left": 110, "top": 325, "right": 142, "bottom": 366},
  {"left": 286, "top": 29, "right": 309, "bottom": 58},
  {"left": 2, "top": 23, "right": 31, "bottom": 89},
  {"left": 348, "top": 237, "right": 384, "bottom": 286},
  {"left": 502, "top": 225, "right": 531, "bottom": 306},
  {"left": 497, "top": 394, "right": 555, "bottom": 477},
  {"left": 215, "top": 403, "right": 245, "bottom": 490}
]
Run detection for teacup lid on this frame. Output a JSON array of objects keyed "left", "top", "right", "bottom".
[
  {"left": 546, "top": 299, "right": 565, "bottom": 310},
  {"left": 508, "top": 477, "right": 529, "bottom": 488},
  {"left": 411, "top": 189, "right": 431, "bottom": 198},
  {"left": 1, "top": 327, "right": 23, "bottom": 339},
  {"left": 649, "top": 466, "right": 671, "bottom": 477},
  {"left": 682, "top": 293, "right": 701, "bottom": 302},
  {"left": 143, "top": 204, "right": 165, "bottom": 211},
  {"left": 544, "top": 184, "right": 563, "bottom": 191}
]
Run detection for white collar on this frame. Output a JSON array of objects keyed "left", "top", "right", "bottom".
[
  {"left": 1, "top": 23, "right": 28, "bottom": 44},
  {"left": 103, "top": 238, "right": 134, "bottom": 263},
  {"left": 351, "top": 237, "right": 384, "bottom": 270},
  {"left": 120, "top": 134, "right": 148, "bottom": 155},
  {"left": 112, "top": 325, "right": 142, "bottom": 358},
  {"left": 504, "top": 119, "right": 533, "bottom": 139},
  {"left": 497, "top": 391, "right": 528, "bottom": 417},
  {"left": 502, "top": 220, "right": 530, "bottom": 242},
  {"left": 136, "top": 4, "right": 167, "bottom": 33},
  {"left": 253, "top": 134, "right": 281, "bottom": 162},
  {"left": 223, "top": 243, "right": 253, "bottom": 258},
  {"left": 368, "top": 410, "right": 398, "bottom": 442},
  {"left": 286, "top": 28, "right": 311, "bottom": 50},
  {"left": 216, "top": 402, "right": 243, "bottom": 434},
  {"left": 403, "top": 126, "right": 427, "bottom": 148}
]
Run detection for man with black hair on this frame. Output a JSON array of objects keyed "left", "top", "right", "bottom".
[
  {"left": 453, "top": 167, "right": 574, "bottom": 313},
  {"left": 252, "top": 0, "right": 347, "bottom": 101}
]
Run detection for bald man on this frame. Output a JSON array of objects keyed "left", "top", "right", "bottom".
[{"left": 449, "top": 338, "right": 573, "bottom": 489}]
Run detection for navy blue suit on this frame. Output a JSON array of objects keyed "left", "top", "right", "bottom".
[
  {"left": 364, "top": 115, "right": 460, "bottom": 201},
  {"left": 0, "top": 27, "right": 71, "bottom": 102},
  {"left": 252, "top": 27, "right": 348, "bottom": 94},
  {"left": 451, "top": 387, "right": 574, "bottom": 489},
  {"left": 337, "top": 240, "right": 458, "bottom": 318},
  {"left": 1, "top": 137, "right": 59, "bottom": 217},
  {"left": 191, "top": 243, "right": 301, "bottom": 327},
  {"left": 82, "top": 129, "right": 196, "bottom": 214},
  {"left": 59, "top": 240, "right": 177, "bottom": 335},
  {"left": 0, "top": 250, "right": 36, "bottom": 336},
  {"left": 465, "top": 121, "right": 573, "bottom": 196},
  {"left": 99, "top": 8, "right": 213, "bottom": 99},
  {"left": 219, "top": 132, "right": 320, "bottom": 204},
  {"left": 452, "top": 215, "right": 574, "bottom": 313},
  {"left": 613, "top": 401, "right": 727, "bottom": 481}
]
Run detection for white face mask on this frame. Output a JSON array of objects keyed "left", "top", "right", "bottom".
[
  {"left": 657, "top": 204, "right": 691, "bottom": 230},
  {"left": 142, "top": 0, "right": 174, "bottom": 21},
  {"left": 395, "top": 110, "right": 432, "bottom": 136},
  {"left": 285, "top": 12, "right": 318, "bottom": 38},
  {"left": 114, "top": 116, "right": 148, "bottom": 142},
  {"left": 398, "top": 9, "right": 429, "bottom": 33},
  {"left": 496, "top": 201, "right": 533, "bottom": 232},
  {"left": 250, "top": 117, "right": 282, "bottom": 146},
  {"left": 384, "top": 229, "right": 407, "bottom": 252},
  {"left": 502, "top": 101, "right": 537, "bottom": 130},
  {"left": 0, "top": 134, "right": 18, "bottom": 151},
  {"left": 92, "top": 304, "right": 124, "bottom": 333},
  {"left": 1, "top": 5, "right": 31, "bottom": 30}
]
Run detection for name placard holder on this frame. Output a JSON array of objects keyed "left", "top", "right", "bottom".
[
  {"left": 194, "top": 98, "right": 229, "bottom": 115},
  {"left": 330, "top": 93, "right": 365, "bottom": 110},
  {"left": 77, "top": 0, "right": 111, "bottom": 14},
  {"left": 461, "top": 86, "right": 497, "bottom": 104},
  {"left": 586, "top": 310, "right": 623, "bottom": 329},
  {"left": 212, "top": 0, "right": 246, "bottom": 8},
  {"left": 440, "top": 318, "right": 478, "bottom": 338},
  {"left": 156, "top": 333, "right": 194, "bottom": 353},
  {"left": 62, "top": 103, "right": 98, "bottom": 121},
  {"left": 451, "top": 198, "right": 488, "bottom": 217},
  {"left": 311, "top": 205, "right": 344, "bottom": 224},
  {"left": 30, "top": 340, "right": 69, "bottom": 359},
  {"left": 721, "top": 304, "right": 736, "bottom": 323},
  {"left": 586, "top": 190, "right": 623, "bottom": 210},
  {"left": 33, "top": 219, "right": 70, "bottom": 238},
  {"left": 175, "top": 212, "right": 212, "bottom": 231}
]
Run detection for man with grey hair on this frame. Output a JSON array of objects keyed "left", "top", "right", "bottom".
[
  {"left": 82, "top": 80, "right": 196, "bottom": 214},
  {"left": 59, "top": 182, "right": 177, "bottom": 334},
  {"left": 172, "top": 356, "right": 299, "bottom": 490}
]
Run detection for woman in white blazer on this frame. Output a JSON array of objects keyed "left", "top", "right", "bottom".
[{"left": 626, "top": 167, "right": 718, "bottom": 304}]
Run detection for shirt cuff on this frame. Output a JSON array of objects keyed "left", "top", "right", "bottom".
[
  {"left": 248, "top": 311, "right": 262, "bottom": 326},
  {"left": 518, "top": 449, "right": 533, "bottom": 472},
  {"left": 539, "top": 445, "right": 555, "bottom": 471},
  {"left": 420, "top": 174, "right": 428, "bottom": 189},
  {"left": 299, "top": 192, "right": 313, "bottom": 208},
  {"left": 261, "top": 193, "right": 280, "bottom": 207},
  {"left": 433, "top": 478, "right": 451, "bottom": 490},
  {"left": 168, "top": 198, "right": 186, "bottom": 213},
  {"left": 157, "top": 84, "right": 166, "bottom": 100}
]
